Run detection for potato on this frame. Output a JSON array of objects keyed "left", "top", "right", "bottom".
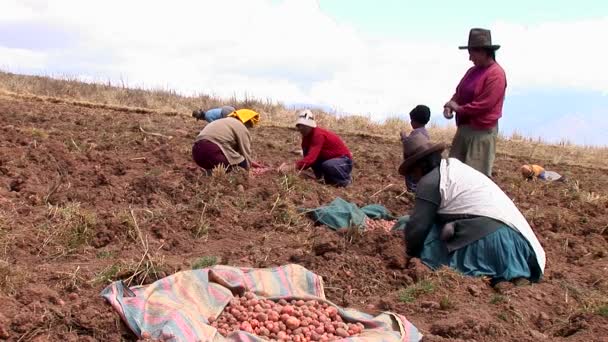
[
  {"left": 286, "top": 317, "right": 301, "bottom": 329},
  {"left": 325, "top": 306, "right": 338, "bottom": 318},
  {"left": 269, "top": 312, "right": 280, "bottom": 322},
  {"left": 335, "top": 328, "right": 349, "bottom": 338},
  {"left": 281, "top": 305, "right": 295, "bottom": 315},
  {"left": 214, "top": 292, "right": 362, "bottom": 340}
]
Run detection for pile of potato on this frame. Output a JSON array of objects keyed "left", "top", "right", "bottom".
[
  {"left": 364, "top": 218, "right": 396, "bottom": 232},
  {"left": 210, "top": 292, "right": 364, "bottom": 341}
]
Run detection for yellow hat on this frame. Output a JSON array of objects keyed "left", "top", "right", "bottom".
[{"left": 229, "top": 109, "right": 260, "bottom": 126}]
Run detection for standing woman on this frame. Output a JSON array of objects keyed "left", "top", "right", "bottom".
[{"left": 444, "top": 28, "right": 507, "bottom": 177}]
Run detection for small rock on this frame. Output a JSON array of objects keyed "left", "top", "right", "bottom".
[
  {"left": 529, "top": 329, "right": 547, "bottom": 339},
  {"left": 532, "top": 293, "right": 542, "bottom": 301},
  {"left": 68, "top": 293, "right": 79, "bottom": 301},
  {"left": 236, "top": 184, "right": 245, "bottom": 193},
  {"left": 493, "top": 281, "right": 515, "bottom": 294},
  {"left": 467, "top": 285, "right": 482, "bottom": 297},
  {"left": 407, "top": 258, "right": 431, "bottom": 282},
  {"left": 49, "top": 296, "right": 64, "bottom": 306},
  {"left": 0, "top": 325, "right": 9, "bottom": 339},
  {"left": 377, "top": 300, "right": 392, "bottom": 311},
  {"left": 312, "top": 242, "right": 338, "bottom": 256},
  {"left": 420, "top": 301, "right": 441, "bottom": 309},
  {"left": 538, "top": 312, "right": 550, "bottom": 321}
]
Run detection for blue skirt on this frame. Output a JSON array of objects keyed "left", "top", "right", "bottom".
[{"left": 420, "top": 224, "right": 542, "bottom": 284}]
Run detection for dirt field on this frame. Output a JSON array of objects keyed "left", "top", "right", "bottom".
[{"left": 0, "top": 94, "right": 607, "bottom": 341}]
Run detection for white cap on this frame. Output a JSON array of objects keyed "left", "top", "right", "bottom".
[{"left": 295, "top": 109, "right": 317, "bottom": 128}]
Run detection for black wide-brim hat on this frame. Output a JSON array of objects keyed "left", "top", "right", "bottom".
[{"left": 459, "top": 28, "right": 501, "bottom": 50}]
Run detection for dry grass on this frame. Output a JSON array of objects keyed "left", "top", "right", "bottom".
[
  {"left": 43, "top": 202, "right": 98, "bottom": 255},
  {"left": 1, "top": 70, "right": 607, "bottom": 168}
]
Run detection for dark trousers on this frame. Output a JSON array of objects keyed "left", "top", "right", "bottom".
[
  {"left": 311, "top": 156, "right": 353, "bottom": 187},
  {"left": 192, "top": 139, "right": 247, "bottom": 172}
]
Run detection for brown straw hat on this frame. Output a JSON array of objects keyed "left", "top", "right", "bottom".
[
  {"left": 398, "top": 134, "right": 446, "bottom": 176},
  {"left": 459, "top": 28, "right": 501, "bottom": 50}
]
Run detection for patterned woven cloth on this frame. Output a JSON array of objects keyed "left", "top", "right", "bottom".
[{"left": 101, "top": 264, "right": 422, "bottom": 341}]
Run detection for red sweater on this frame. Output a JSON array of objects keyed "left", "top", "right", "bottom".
[
  {"left": 296, "top": 127, "right": 352, "bottom": 170},
  {"left": 452, "top": 62, "right": 507, "bottom": 130}
]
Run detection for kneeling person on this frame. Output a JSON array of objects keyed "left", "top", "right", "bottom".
[
  {"left": 399, "top": 134, "right": 545, "bottom": 285},
  {"left": 192, "top": 109, "right": 262, "bottom": 172},
  {"left": 293, "top": 110, "right": 353, "bottom": 187},
  {"left": 192, "top": 106, "right": 236, "bottom": 123}
]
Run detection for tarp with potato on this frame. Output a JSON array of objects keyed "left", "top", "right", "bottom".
[
  {"left": 305, "top": 197, "right": 403, "bottom": 232},
  {"left": 304, "top": 197, "right": 409, "bottom": 232},
  {"left": 101, "top": 264, "right": 422, "bottom": 341}
]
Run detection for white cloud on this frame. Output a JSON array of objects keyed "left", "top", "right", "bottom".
[
  {"left": 493, "top": 18, "right": 608, "bottom": 94},
  {"left": 0, "top": 46, "right": 47, "bottom": 71},
  {"left": 0, "top": 0, "right": 606, "bottom": 123},
  {"left": 535, "top": 110, "right": 608, "bottom": 146}
]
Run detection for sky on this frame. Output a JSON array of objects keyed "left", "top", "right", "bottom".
[{"left": 1, "top": 0, "right": 607, "bottom": 145}]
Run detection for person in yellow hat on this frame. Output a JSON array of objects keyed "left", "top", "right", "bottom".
[
  {"left": 192, "top": 109, "right": 263, "bottom": 172},
  {"left": 520, "top": 165, "right": 544, "bottom": 179},
  {"left": 520, "top": 164, "right": 563, "bottom": 181}
]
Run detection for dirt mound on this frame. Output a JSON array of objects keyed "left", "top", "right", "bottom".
[{"left": 0, "top": 96, "right": 607, "bottom": 341}]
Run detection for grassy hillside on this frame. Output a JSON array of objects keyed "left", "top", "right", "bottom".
[{"left": 1, "top": 70, "right": 607, "bottom": 169}]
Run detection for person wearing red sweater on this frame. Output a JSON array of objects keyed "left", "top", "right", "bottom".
[
  {"left": 444, "top": 28, "right": 507, "bottom": 177},
  {"left": 290, "top": 110, "right": 353, "bottom": 187}
]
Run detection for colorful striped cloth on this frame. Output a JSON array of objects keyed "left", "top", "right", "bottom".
[{"left": 101, "top": 264, "right": 422, "bottom": 342}]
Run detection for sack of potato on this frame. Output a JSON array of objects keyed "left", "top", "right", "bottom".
[{"left": 102, "top": 264, "right": 422, "bottom": 342}]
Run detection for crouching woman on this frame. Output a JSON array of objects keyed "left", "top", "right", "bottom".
[
  {"left": 192, "top": 109, "right": 262, "bottom": 172},
  {"left": 398, "top": 134, "right": 545, "bottom": 285}
]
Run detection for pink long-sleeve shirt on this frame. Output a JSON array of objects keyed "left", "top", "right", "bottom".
[{"left": 451, "top": 62, "right": 507, "bottom": 130}]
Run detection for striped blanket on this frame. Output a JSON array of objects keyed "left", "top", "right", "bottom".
[{"left": 101, "top": 264, "right": 422, "bottom": 341}]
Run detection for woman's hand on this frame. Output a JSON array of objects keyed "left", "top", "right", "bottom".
[
  {"left": 446, "top": 100, "right": 461, "bottom": 112},
  {"left": 443, "top": 106, "right": 454, "bottom": 119}
]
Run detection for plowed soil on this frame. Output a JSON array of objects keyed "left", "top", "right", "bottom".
[{"left": 0, "top": 95, "right": 607, "bottom": 341}]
